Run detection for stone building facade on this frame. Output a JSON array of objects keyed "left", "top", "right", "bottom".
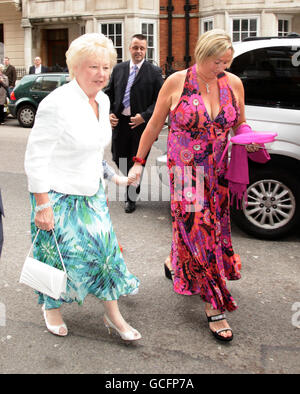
[
  {"left": 0, "top": 1, "right": 23, "bottom": 67},
  {"left": 0, "top": 0, "right": 161, "bottom": 71},
  {"left": 0, "top": 0, "right": 299, "bottom": 74},
  {"left": 160, "top": 0, "right": 300, "bottom": 73}
]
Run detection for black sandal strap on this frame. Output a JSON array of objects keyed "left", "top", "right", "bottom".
[
  {"left": 206, "top": 313, "right": 226, "bottom": 323},
  {"left": 164, "top": 263, "right": 175, "bottom": 281}
]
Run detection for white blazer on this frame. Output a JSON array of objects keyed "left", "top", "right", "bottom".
[{"left": 24, "top": 79, "right": 112, "bottom": 196}]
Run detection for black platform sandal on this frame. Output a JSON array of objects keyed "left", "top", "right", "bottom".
[
  {"left": 206, "top": 312, "right": 233, "bottom": 342},
  {"left": 164, "top": 264, "right": 175, "bottom": 281},
  {"left": 164, "top": 257, "right": 175, "bottom": 281}
]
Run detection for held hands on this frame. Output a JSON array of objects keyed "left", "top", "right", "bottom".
[
  {"left": 113, "top": 174, "right": 138, "bottom": 186},
  {"left": 128, "top": 164, "right": 143, "bottom": 187},
  {"left": 127, "top": 173, "right": 138, "bottom": 186}
]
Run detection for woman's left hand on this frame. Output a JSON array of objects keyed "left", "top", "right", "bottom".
[{"left": 245, "top": 143, "right": 260, "bottom": 153}]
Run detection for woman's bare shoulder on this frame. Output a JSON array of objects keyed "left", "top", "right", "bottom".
[
  {"left": 225, "top": 70, "right": 243, "bottom": 89},
  {"left": 167, "top": 69, "right": 187, "bottom": 83},
  {"left": 162, "top": 70, "right": 187, "bottom": 93}
]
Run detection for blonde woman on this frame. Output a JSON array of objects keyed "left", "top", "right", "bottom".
[
  {"left": 129, "top": 29, "right": 259, "bottom": 342},
  {"left": 24, "top": 34, "right": 141, "bottom": 340}
]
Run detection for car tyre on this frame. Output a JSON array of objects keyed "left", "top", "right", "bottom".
[
  {"left": 231, "top": 167, "right": 300, "bottom": 240},
  {"left": 17, "top": 105, "right": 36, "bottom": 128}
]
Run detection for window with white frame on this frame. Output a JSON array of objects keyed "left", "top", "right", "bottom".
[
  {"left": 278, "top": 18, "right": 290, "bottom": 36},
  {"left": 201, "top": 18, "right": 214, "bottom": 34},
  {"left": 232, "top": 17, "right": 259, "bottom": 42},
  {"left": 99, "top": 22, "right": 123, "bottom": 62},
  {"left": 141, "top": 22, "right": 156, "bottom": 64}
]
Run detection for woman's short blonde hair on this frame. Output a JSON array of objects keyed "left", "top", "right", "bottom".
[
  {"left": 66, "top": 33, "right": 117, "bottom": 79},
  {"left": 0, "top": 64, "right": 4, "bottom": 72},
  {"left": 194, "top": 29, "right": 234, "bottom": 65}
]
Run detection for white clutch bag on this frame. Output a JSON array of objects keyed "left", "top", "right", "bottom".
[{"left": 20, "top": 229, "right": 67, "bottom": 300}]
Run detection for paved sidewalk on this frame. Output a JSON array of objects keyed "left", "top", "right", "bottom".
[{"left": 0, "top": 119, "right": 299, "bottom": 375}]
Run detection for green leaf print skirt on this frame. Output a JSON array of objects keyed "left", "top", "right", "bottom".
[{"left": 30, "top": 182, "right": 140, "bottom": 310}]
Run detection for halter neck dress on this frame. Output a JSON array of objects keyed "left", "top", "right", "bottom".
[{"left": 168, "top": 64, "right": 241, "bottom": 312}]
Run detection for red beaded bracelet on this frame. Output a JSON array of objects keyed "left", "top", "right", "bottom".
[{"left": 132, "top": 156, "right": 146, "bottom": 165}]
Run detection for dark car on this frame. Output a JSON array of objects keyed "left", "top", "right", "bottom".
[{"left": 9, "top": 73, "right": 70, "bottom": 128}]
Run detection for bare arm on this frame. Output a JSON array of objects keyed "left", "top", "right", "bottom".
[
  {"left": 134, "top": 93, "right": 170, "bottom": 159},
  {"left": 226, "top": 71, "right": 247, "bottom": 131},
  {"left": 129, "top": 71, "right": 186, "bottom": 181},
  {"left": 227, "top": 72, "right": 259, "bottom": 152},
  {"left": 135, "top": 71, "right": 186, "bottom": 159},
  {"left": 127, "top": 78, "right": 172, "bottom": 181}
]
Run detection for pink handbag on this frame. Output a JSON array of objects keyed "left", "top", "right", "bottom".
[
  {"left": 230, "top": 132, "right": 277, "bottom": 144},
  {"left": 219, "top": 127, "right": 277, "bottom": 208},
  {"left": 231, "top": 132, "right": 277, "bottom": 164},
  {"left": 219, "top": 131, "right": 277, "bottom": 165}
]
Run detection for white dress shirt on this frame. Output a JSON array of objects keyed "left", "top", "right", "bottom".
[
  {"left": 24, "top": 79, "right": 112, "bottom": 196},
  {"left": 34, "top": 65, "right": 41, "bottom": 74},
  {"left": 122, "top": 59, "right": 144, "bottom": 116}
]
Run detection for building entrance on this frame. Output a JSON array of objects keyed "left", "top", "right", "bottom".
[{"left": 46, "top": 29, "right": 68, "bottom": 71}]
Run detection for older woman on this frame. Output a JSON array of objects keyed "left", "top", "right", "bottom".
[
  {"left": 24, "top": 33, "right": 141, "bottom": 340},
  {"left": 129, "top": 29, "right": 259, "bottom": 342},
  {"left": 0, "top": 64, "right": 8, "bottom": 125}
]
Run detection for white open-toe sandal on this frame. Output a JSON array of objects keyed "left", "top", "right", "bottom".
[
  {"left": 42, "top": 305, "right": 68, "bottom": 337},
  {"left": 104, "top": 314, "right": 141, "bottom": 341}
]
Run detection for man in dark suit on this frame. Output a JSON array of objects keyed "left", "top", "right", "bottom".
[
  {"left": 106, "top": 34, "right": 164, "bottom": 213},
  {"left": 29, "top": 57, "right": 48, "bottom": 74},
  {"left": 3, "top": 57, "right": 16, "bottom": 94}
]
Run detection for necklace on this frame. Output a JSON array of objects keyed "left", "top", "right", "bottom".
[
  {"left": 196, "top": 68, "right": 216, "bottom": 94},
  {"left": 197, "top": 74, "right": 214, "bottom": 94},
  {"left": 199, "top": 78, "right": 210, "bottom": 94}
]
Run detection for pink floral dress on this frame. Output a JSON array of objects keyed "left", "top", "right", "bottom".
[{"left": 168, "top": 64, "right": 241, "bottom": 312}]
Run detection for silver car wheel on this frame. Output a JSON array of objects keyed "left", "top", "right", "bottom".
[
  {"left": 20, "top": 108, "right": 35, "bottom": 125},
  {"left": 243, "top": 179, "right": 296, "bottom": 230}
]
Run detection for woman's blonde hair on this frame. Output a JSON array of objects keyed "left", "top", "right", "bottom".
[
  {"left": 66, "top": 33, "right": 117, "bottom": 79},
  {"left": 194, "top": 29, "right": 234, "bottom": 65}
]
